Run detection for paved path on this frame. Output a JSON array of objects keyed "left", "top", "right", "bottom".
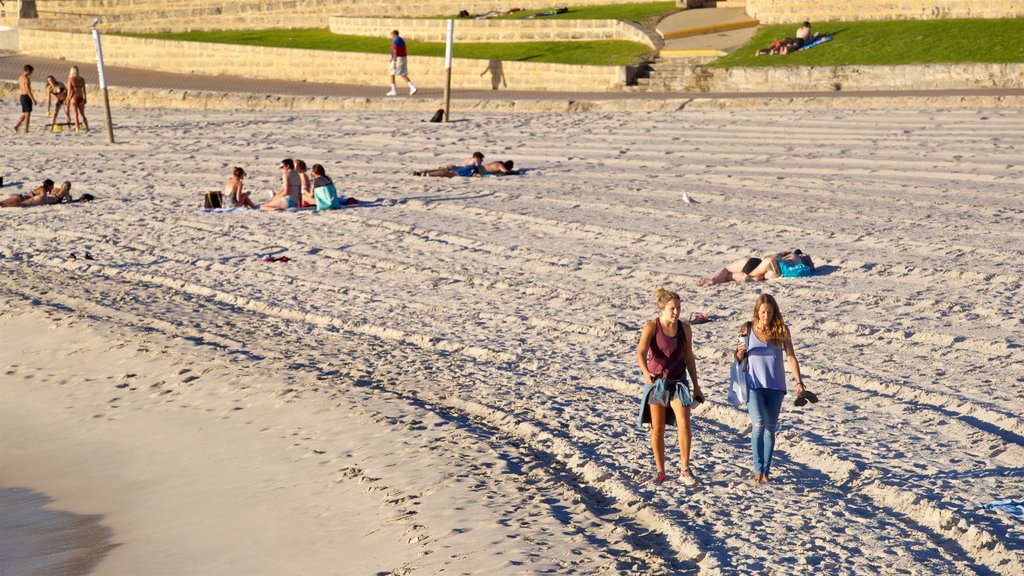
[
  {"left": 658, "top": 7, "right": 759, "bottom": 55},
  {"left": 3, "top": 51, "right": 1022, "bottom": 105}
]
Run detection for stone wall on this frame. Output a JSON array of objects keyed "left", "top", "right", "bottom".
[
  {"left": 27, "top": 0, "right": 659, "bottom": 32},
  {"left": 16, "top": 29, "right": 627, "bottom": 92},
  {"left": 745, "top": 0, "right": 1024, "bottom": 24},
  {"left": 697, "top": 62, "right": 1024, "bottom": 91},
  {"left": 328, "top": 17, "right": 659, "bottom": 50}
]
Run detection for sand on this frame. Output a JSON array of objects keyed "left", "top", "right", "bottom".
[{"left": 1, "top": 105, "right": 1022, "bottom": 575}]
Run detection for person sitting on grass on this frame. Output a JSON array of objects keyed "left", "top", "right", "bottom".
[
  {"left": 756, "top": 37, "right": 800, "bottom": 56},
  {"left": 414, "top": 152, "right": 485, "bottom": 178},
  {"left": 1, "top": 180, "right": 72, "bottom": 207}
]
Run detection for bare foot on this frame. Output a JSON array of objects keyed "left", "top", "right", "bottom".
[{"left": 696, "top": 278, "right": 712, "bottom": 286}]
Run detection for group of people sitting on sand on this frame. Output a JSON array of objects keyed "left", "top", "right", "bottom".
[
  {"left": 1, "top": 179, "right": 96, "bottom": 207},
  {"left": 697, "top": 249, "right": 815, "bottom": 286},
  {"left": 413, "top": 152, "right": 517, "bottom": 178},
  {"left": 221, "top": 158, "right": 357, "bottom": 211}
]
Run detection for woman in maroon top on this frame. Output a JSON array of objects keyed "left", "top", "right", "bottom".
[{"left": 636, "top": 287, "right": 704, "bottom": 486}]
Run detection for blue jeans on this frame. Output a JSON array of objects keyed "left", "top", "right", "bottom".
[{"left": 747, "top": 388, "right": 785, "bottom": 476}]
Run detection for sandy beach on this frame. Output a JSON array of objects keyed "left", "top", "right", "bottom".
[{"left": 1, "top": 104, "right": 1022, "bottom": 575}]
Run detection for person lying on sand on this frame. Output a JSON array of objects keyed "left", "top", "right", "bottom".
[
  {"left": 414, "top": 151, "right": 485, "bottom": 177},
  {"left": 1, "top": 179, "right": 72, "bottom": 207},
  {"left": 697, "top": 250, "right": 814, "bottom": 286},
  {"left": 481, "top": 160, "right": 517, "bottom": 175}
]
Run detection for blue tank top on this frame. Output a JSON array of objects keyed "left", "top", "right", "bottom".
[{"left": 745, "top": 330, "right": 787, "bottom": 391}]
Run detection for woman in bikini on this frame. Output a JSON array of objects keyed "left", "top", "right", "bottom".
[
  {"left": 1, "top": 180, "right": 72, "bottom": 207},
  {"left": 45, "top": 76, "right": 70, "bottom": 127},
  {"left": 697, "top": 255, "right": 781, "bottom": 286},
  {"left": 294, "top": 159, "right": 313, "bottom": 207},
  {"left": 67, "top": 66, "right": 89, "bottom": 132},
  {"left": 260, "top": 159, "right": 303, "bottom": 211},
  {"left": 223, "top": 167, "right": 255, "bottom": 209}
]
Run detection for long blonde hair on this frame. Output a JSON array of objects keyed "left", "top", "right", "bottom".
[
  {"left": 69, "top": 65, "right": 80, "bottom": 78},
  {"left": 752, "top": 294, "right": 787, "bottom": 347}
]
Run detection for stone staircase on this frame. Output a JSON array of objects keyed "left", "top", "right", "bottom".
[{"left": 627, "top": 57, "right": 715, "bottom": 93}]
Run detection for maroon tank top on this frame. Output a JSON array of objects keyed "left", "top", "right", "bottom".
[{"left": 646, "top": 319, "right": 687, "bottom": 381}]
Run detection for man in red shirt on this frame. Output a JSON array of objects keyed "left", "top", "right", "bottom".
[{"left": 386, "top": 30, "right": 418, "bottom": 97}]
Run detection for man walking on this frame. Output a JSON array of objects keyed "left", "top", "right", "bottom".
[
  {"left": 386, "top": 30, "right": 417, "bottom": 97},
  {"left": 12, "top": 65, "right": 38, "bottom": 134}
]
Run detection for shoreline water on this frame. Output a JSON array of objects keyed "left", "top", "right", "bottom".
[{"left": 0, "top": 487, "right": 113, "bottom": 576}]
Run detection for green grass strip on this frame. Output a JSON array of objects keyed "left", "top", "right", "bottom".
[
  {"left": 124, "top": 29, "right": 653, "bottom": 66},
  {"left": 490, "top": 2, "right": 678, "bottom": 22},
  {"left": 714, "top": 18, "right": 1024, "bottom": 67}
]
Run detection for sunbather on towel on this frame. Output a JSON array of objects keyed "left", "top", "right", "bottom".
[
  {"left": 414, "top": 151, "right": 485, "bottom": 178},
  {"left": 481, "top": 160, "right": 516, "bottom": 175},
  {"left": 1, "top": 179, "right": 72, "bottom": 207},
  {"left": 697, "top": 250, "right": 814, "bottom": 286}
]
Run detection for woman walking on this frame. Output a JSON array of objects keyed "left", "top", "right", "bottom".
[
  {"left": 735, "top": 294, "right": 805, "bottom": 485},
  {"left": 636, "top": 287, "right": 705, "bottom": 486}
]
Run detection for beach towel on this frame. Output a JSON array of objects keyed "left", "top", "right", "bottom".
[
  {"left": 313, "top": 182, "right": 342, "bottom": 211},
  {"left": 982, "top": 500, "right": 1024, "bottom": 516},
  {"left": 195, "top": 207, "right": 251, "bottom": 213},
  {"left": 798, "top": 35, "right": 832, "bottom": 51}
]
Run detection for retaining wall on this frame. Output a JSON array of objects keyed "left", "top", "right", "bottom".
[
  {"left": 745, "top": 0, "right": 1024, "bottom": 24},
  {"left": 16, "top": 29, "right": 627, "bottom": 92},
  {"left": 328, "top": 17, "right": 660, "bottom": 50},
  {"left": 27, "top": 0, "right": 659, "bottom": 32},
  {"left": 698, "top": 62, "right": 1024, "bottom": 91}
]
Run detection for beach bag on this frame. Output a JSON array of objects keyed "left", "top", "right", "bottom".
[
  {"left": 779, "top": 259, "right": 813, "bottom": 278},
  {"left": 313, "top": 182, "right": 342, "bottom": 211},
  {"left": 203, "top": 190, "right": 222, "bottom": 209},
  {"left": 727, "top": 322, "right": 752, "bottom": 408},
  {"left": 429, "top": 109, "right": 444, "bottom": 123},
  {"left": 648, "top": 378, "right": 672, "bottom": 407}
]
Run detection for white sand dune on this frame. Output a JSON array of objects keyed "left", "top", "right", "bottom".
[{"left": 1, "top": 105, "right": 1022, "bottom": 575}]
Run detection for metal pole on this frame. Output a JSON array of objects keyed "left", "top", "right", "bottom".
[
  {"left": 443, "top": 19, "right": 453, "bottom": 123},
  {"left": 92, "top": 25, "right": 115, "bottom": 144}
]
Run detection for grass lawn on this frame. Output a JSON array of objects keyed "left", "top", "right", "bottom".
[
  {"left": 491, "top": 2, "right": 678, "bottom": 23},
  {"left": 714, "top": 18, "right": 1024, "bottom": 67},
  {"left": 126, "top": 29, "right": 653, "bottom": 66}
]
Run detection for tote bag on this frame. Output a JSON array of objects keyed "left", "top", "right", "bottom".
[
  {"left": 728, "top": 362, "right": 749, "bottom": 408},
  {"left": 727, "top": 322, "right": 752, "bottom": 408}
]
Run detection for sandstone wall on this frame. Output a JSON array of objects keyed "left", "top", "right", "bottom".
[
  {"left": 27, "top": 0, "right": 659, "bottom": 32},
  {"left": 328, "top": 17, "right": 659, "bottom": 50},
  {"left": 16, "top": 29, "right": 627, "bottom": 92},
  {"left": 745, "top": 0, "right": 1024, "bottom": 24},
  {"left": 698, "top": 62, "right": 1024, "bottom": 91}
]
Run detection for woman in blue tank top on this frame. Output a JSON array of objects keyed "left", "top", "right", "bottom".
[
  {"left": 735, "top": 294, "right": 805, "bottom": 485},
  {"left": 636, "top": 287, "right": 705, "bottom": 486}
]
